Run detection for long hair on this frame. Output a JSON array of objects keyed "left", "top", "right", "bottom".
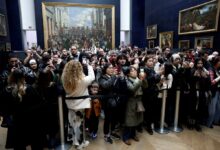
[
  {"left": 7, "top": 69, "right": 26, "bottom": 101},
  {"left": 61, "top": 60, "right": 83, "bottom": 94}
]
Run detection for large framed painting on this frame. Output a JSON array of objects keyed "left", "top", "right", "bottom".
[
  {"left": 0, "top": 13, "right": 7, "bottom": 36},
  {"left": 42, "top": 2, "right": 115, "bottom": 49},
  {"left": 146, "top": 24, "right": 157, "bottom": 39},
  {"left": 178, "top": 0, "right": 220, "bottom": 35},
  {"left": 178, "top": 40, "right": 190, "bottom": 49},
  {"left": 159, "top": 31, "right": 173, "bottom": 49},
  {"left": 194, "top": 36, "right": 213, "bottom": 49}
]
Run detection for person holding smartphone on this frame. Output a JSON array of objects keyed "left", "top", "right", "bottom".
[{"left": 61, "top": 60, "right": 95, "bottom": 149}]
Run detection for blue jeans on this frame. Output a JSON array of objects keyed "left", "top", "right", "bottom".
[{"left": 207, "top": 91, "right": 220, "bottom": 127}]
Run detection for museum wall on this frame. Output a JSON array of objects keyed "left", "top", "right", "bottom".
[
  {"left": 131, "top": 0, "right": 146, "bottom": 48},
  {"left": 5, "top": 0, "right": 23, "bottom": 50},
  {"left": 34, "top": 0, "right": 120, "bottom": 49},
  {"left": 145, "top": 0, "right": 220, "bottom": 50}
]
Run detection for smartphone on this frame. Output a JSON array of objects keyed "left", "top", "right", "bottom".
[{"left": 82, "top": 57, "right": 87, "bottom": 64}]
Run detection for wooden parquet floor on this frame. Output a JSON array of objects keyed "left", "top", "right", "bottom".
[{"left": 0, "top": 118, "right": 220, "bottom": 150}]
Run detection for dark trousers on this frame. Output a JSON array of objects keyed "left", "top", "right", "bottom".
[
  {"left": 123, "top": 127, "right": 136, "bottom": 141},
  {"left": 103, "top": 107, "right": 116, "bottom": 135},
  {"left": 143, "top": 94, "right": 158, "bottom": 128},
  {"left": 166, "top": 90, "right": 176, "bottom": 126}
]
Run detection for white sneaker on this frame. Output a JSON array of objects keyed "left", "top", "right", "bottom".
[
  {"left": 82, "top": 140, "right": 89, "bottom": 148},
  {"left": 76, "top": 140, "right": 90, "bottom": 150}
]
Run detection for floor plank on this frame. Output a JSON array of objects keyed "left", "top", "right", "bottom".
[{"left": 0, "top": 118, "right": 220, "bottom": 150}]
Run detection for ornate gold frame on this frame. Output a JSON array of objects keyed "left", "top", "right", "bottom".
[
  {"left": 194, "top": 36, "right": 214, "bottom": 48},
  {"left": 42, "top": 2, "right": 115, "bottom": 49},
  {"left": 159, "top": 31, "right": 173, "bottom": 49},
  {"left": 178, "top": 40, "right": 190, "bottom": 49},
  {"left": 178, "top": 0, "right": 220, "bottom": 35}
]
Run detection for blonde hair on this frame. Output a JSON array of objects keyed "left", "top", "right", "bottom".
[
  {"left": 61, "top": 60, "right": 83, "bottom": 94},
  {"left": 7, "top": 69, "right": 26, "bottom": 102}
]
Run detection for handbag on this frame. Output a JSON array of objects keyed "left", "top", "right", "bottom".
[{"left": 136, "top": 101, "right": 145, "bottom": 112}]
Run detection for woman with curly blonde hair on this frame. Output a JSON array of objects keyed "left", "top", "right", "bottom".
[{"left": 61, "top": 60, "right": 95, "bottom": 149}]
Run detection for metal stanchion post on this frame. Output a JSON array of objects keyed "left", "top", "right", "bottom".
[
  {"left": 56, "top": 96, "right": 71, "bottom": 150},
  {"left": 169, "top": 89, "right": 183, "bottom": 132},
  {"left": 155, "top": 89, "right": 169, "bottom": 134}
]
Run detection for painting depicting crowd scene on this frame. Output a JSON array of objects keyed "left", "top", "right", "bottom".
[
  {"left": 179, "top": 0, "right": 219, "bottom": 35},
  {"left": 42, "top": 3, "right": 115, "bottom": 50}
]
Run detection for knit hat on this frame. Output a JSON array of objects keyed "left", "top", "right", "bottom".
[
  {"left": 29, "top": 59, "right": 37, "bottom": 65},
  {"left": 172, "top": 54, "right": 181, "bottom": 61}
]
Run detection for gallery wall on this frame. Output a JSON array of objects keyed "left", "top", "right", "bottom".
[
  {"left": 34, "top": 0, "right": 120, "bottom": 49},
  {"left": 145, "top": 0, "right": 220, "bottom": 50},
  {"left": 131, "top": 0, "right": 146, "bottom": 48}
]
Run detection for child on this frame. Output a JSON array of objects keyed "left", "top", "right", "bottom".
[{"left": 85, "top": 81, "right": 101, "bottom": 139}]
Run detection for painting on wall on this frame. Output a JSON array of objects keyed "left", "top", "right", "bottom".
[
  {"left": 0, "top": 13, "right": 7, "bottom": 36},
  {"left": 146, "top": 24, "right": 157, "bottom": 39},
  {"left": 42, "top": 2, "right": 115, "bottom": 49},
  {"left": 148, "top": 40, "right": 154, "bottom": 49},
  {"left": 179, "top": 0, "right": 219, "bottom": 35},
  {"left": 178, "top": 40, "right": 190, "bottom": 49},
  {"left": 6, "top": 42, "right": 11, "bottom": 51},
  {"left": 0, "top": 43, "right": 5, "bottom": 51},
  {"left": 159, "top": 31, "right": 173, "bottom": 49},
  {"left": 194, "top": 36, "right": 213, "bottom": 49}
]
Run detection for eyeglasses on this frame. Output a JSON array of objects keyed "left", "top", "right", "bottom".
[{"left": 91, "top": 86, "right": 99, "bottom": 88}]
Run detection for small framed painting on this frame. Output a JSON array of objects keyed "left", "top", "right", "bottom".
[
  {"left": 146, "top": 24, "right": 157, "bottom": 39},
  {"left": 159, "top": 31, "right": 173, "bottom": 49},
  {"left": 178, "top": 40, "right": 190, "bottom": 49},
  {"left": 148, "top": 40, "right": 154, "bottom": 49},
  {"left": 194, "top": 36, "right": 213, "bottom": 48}
]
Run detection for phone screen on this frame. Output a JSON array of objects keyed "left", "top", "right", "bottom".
[{"left": 82, "top": 58, "right": 87, "bottom": 64}]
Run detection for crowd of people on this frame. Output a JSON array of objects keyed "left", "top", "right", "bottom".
[{"left": 0, "top": 43, "right": 220, "bottom": 149}]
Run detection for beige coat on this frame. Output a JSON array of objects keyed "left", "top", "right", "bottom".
[{"left": 65, "top": 65, "right": 95, "bottom": 110}]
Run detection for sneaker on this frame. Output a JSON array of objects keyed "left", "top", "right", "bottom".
[
  {"left": 146, "top": 127, "right": 153, "bottom": 135},
  {"left": 91, "top": 133, "right": 97, "bottom": 139},
  {"left": 195, "top": 124, "right": 202, "bottom": 132},
  {"left": 104, "top": 136, "right": 113, "bottom": 144},
  {"left": 110, "top": 133, "right": 120, "bottom": 140},
  {"left": 123, "top": 140, "right": 131, "bottom": 145},
  {"left": 76, "top": 141, "right": 90, "bottom": 150},
  {"left": 132, "top": 136, "right": 139, "bottom": 142}
]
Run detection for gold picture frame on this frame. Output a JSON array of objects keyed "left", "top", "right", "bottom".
[
  {"left": 42, "top": 2, "right": 115, "bottom": 49},
  {"left": 148, "top": 40, "right": 154, "bottom": 49},
  {"left": 146, "top": 24, "right": 157, "bottom": 39},
  {"left": 178, "top": 0, "right": 220, "bottom": 35},
  {"left": 178, "top": 40, "right": 190, "bottom": 49},
  {"left": 194, "top": 36, "right": 214, "bottom": 49},
  {"left": 159, "top": 31, "right": 173, "bottom": 49}
]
